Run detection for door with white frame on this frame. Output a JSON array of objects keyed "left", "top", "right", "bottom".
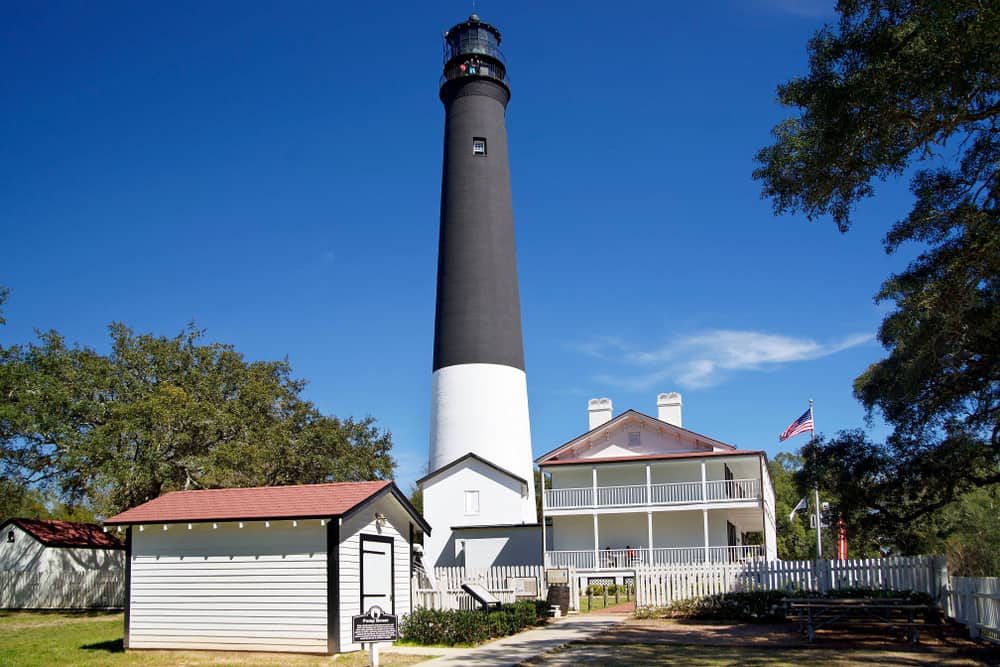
[{"left": 360, "top": 534, "right": 394, "bottom": 615}]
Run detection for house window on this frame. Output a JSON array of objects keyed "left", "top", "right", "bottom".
[
  {"left": 6, "top": 530, "right": 13, "bottom": 543},
  {"left": 473, "top": 137, "right": 487, "bottom": 156},
  {"left": 627, "top": 431, "right": 641, "bottom": 447},
  {"left": 464, "top": 490, "right": 480, "bottom": 515}
]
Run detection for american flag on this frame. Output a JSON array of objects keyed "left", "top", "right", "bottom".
[{"left": 779, "top": 408, "right": 814, "bottom": 441}]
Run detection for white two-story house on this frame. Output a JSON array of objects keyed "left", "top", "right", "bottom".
[{"left": 537, "top": 393, "right": 777, "bottom": 586}]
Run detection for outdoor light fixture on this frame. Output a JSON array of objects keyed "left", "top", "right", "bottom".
[{"left": 375, "top": 512, "right": 387, "bottom": 528}]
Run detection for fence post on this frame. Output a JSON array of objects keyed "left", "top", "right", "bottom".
[{"left": 931, "top": 556, "right": 948, "bottom": 603}]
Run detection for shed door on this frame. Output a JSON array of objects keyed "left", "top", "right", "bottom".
[{"left": 360, "top": 535, "right": 394, "bottom": 614}]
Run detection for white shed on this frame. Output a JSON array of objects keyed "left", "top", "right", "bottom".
[
  {"left": 0, "top": 518, "right": 125, "bottom": 609},
  {"left": 103, "top": 480, "right": 431, "bottom": 655}
]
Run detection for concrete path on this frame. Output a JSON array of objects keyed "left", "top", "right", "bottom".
[{"left": 383, "top": 613, "right": 627, "bottom": 667}]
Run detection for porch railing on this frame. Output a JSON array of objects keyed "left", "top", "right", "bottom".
[
  {"left": 546, "top": 545, "right": 764, "bottom": 570},
  {"left": 546, "top": 478, "right": 760, "bottom": 510}
]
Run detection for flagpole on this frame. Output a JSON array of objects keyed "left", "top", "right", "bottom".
[{"left": 810, "top": 399, "right": 821, "bottom": 560}]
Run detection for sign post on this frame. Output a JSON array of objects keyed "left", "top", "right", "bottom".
[{"left": 352, "top": 605, "right": 398, "bottom": 667}]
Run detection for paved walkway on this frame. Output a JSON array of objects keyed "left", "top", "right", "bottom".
[{"left": 383, "top": 613, "right": 627, "bottom": 667}]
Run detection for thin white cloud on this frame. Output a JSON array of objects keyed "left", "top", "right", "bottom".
[
  {"left": 756, "top": 0, "right": 837, "bottom": 19},
  {"left": 583, "top": 329, "right": 874, "bottom": 390}
]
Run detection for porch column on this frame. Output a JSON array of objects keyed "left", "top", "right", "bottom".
[
  {"left": 645, "top": 463, "right": 652, "bottom": 505},
  {"left": 541, "top": 476, "right": 548, "bottom": 566},
  {"left": 592, "top": 466, "right": 598, "bottom": 507},
  {"left": 703, "top": 509, "right": 710, "bottom": 563},
  {"left": 647, "top": 511, "right": 653, "bottom": 566},
  {"left": 593, "top": 514, "right": 600, "bottom": 569},
  {"left": 541, "top": 468, "right": 548, "bottom": 510},
  {"left": 700, "top": 459, "right": 707, "bottom": 502}
]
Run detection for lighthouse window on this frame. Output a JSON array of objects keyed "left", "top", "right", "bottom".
[
  {"left": 473, "top": 138, "right": 487, "bottom": 156},
  {"left": 464, "top": 490, "right": 480, "bottom": 515}
]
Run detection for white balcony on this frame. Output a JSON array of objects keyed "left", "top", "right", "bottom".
[
  {"left": 545, "top": 478, "right": 760, "bottom": 511},
  {"left": 545, "top": 545, "right": 764, "bottom": 570}
]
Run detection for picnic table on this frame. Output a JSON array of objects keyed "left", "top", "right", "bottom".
[{"left": 787, "top": 598, "right": 931, "bottom": 644}]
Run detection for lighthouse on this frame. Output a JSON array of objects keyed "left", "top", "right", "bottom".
[{"left": 418, "top": 15, "right": 540, "bottom": 569}]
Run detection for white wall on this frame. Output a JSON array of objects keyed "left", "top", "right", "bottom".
[
  {"left": 128, "top": 521, "right": 328, "bottom": 653},
  {"left": 337, "top": 496, "right": 413, "bottom": 653},
  {"left": 423, "top": 458, "right": 533, "bottom": 568},
  {"left": 0, "top": 523, "right": 123, "bottom": 575},
  {"left": 0, "top": 524, "right": 45, "bottom": 572},
  {"left": 596, "top": 514, "right": 648, "bottom": 549},
  {"left": 550, "top": 515, "right": 594, "bottom": 552},
  {"left": 452, "top": 526, "right": 541, "bottom": 569},
  {"left": 651, "top": 512, "right": 705, "bottom": 548},
  {"left": 548, "top": 467, "right": 590, "bottom": 490},
  {"left": 650, "top": 462, "right": 701, "bottom": 484}
]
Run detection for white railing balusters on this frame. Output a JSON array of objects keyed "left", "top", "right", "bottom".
[{"left": 544, "top": 478, "right": 761, "bottom": 509}]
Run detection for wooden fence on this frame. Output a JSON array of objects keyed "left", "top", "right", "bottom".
[
  {"left": 413, "top": 565, "right": 579, "bottom": 611},
  {"left": 635, "top": 556, "right": 945, "bottom": 608},
  {"left": 0, "top": 571, "right": 124, "bottom": 609},
  {"left": 942, "top": 576, "right": 1000, "bottom": 642}
]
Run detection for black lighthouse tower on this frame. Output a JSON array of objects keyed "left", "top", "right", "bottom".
[{"left": 424, "top": 15, "right": 537, "bottom": 567}]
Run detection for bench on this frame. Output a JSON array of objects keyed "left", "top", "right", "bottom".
[{"left": 787, "top": 598, "right": 933, "bottom": 644}]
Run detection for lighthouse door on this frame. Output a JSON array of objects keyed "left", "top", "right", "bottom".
[{"left": 360, "top": 535, "right": 395, "bottom": 614}]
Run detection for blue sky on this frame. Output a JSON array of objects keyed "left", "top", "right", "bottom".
[{"left": 1, "top": 1, "right": 915, "bottom": 493}]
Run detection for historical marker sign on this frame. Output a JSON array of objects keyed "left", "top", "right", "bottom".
[
  {"left": 352, "top": 605, "right": 398, "bottom": 643},
  {"left": 545, "top": 568, "right": 569, "bottom": 585}
]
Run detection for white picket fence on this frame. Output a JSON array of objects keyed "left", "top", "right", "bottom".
[
  {"left": 942, "top": 576, "right": 1000, "bottom": 642},
  {"left": 635, "top": 556, "right": 945, "bottom": 608},
  {"left": 413, "top": 565, "right": 579, "bottom": 611},
  {"left": 0, "top": 571, "right": 124, "bottom": 609}
]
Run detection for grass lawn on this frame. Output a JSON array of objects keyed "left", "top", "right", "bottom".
[
  {"left": 577, "top": 593, "right": 633, "bottom": 613},
  {"left": 526, "top": 642, "right": 1000, "bottom": 666},
  {"left": 0, "top": 611, "right": 429, "bottom": 667}
]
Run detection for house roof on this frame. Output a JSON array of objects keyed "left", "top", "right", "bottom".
[
  {"left": 3, "top": 518, "right": 124, "bottom": 550},
  {"left": 103, "top": 480, "right": 431, "bottom": 534},
  {"left": 535, "top": 409, "right": 740, "bottom": 465},
  {"left": 416, "top": 452, "right": 528, "bottom": 487},
  {"left": 538, "top": 449, "right": 765, "bottom": 467}
]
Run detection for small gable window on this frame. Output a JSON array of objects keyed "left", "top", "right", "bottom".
[
  {"left": 627, "top": 431, "right": 641, "bottom": 447},
  {"left": 6, "top": 530, "right": 13, "bottom": 543},
  {"left": 464, "top": 490, "right": 480, "bottom": 515}
]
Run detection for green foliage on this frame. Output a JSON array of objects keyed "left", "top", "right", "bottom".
[
  {"left": 637, "top": 588, "right": 933, "bottom": 622},
  {"left": 755, "top": 0, "right": 1000, "bottom": 540},
  {"left": 768, "top": 453, "right": 814, "bottom": 560},
  {"left": 1, "top": 319, "right": 395, "bottom": 517},
  {"left": 399, "top": 601, "right": 546, "bottom": 646},
  {"left": 904, "top": 485, "right": 1000, "bottom": 576}
]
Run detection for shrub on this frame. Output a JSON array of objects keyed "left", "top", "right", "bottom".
[{"left": 400, "top": 600, "right": 547, "bottom": 646}]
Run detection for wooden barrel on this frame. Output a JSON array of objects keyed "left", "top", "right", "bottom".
[{"left": 546, "top": 584, "right": 570, "bottom": 615}]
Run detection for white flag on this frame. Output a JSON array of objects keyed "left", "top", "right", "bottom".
[{"left": 789, "top": 496, "right": 808, "bottom": 522}]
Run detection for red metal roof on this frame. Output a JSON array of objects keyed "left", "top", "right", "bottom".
[
  {"left": 6, "top": 518, "right": 124, "bottom": 549},
  {"left": 539, "top": 450, "right": 765, "bottom": 466},
  {"left": 103, "top": 480, "right": 394, "bottom": 525}
]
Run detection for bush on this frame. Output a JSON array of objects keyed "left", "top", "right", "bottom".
[
  {"left": 635, "top": 588, "right": 933, "bottom": 622},
  {"left": 400, "top": 600, "right": 547, "bottom": 646}
]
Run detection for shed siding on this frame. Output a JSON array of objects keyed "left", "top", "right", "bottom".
[
  {"left": 128, "top": 521, "right": 327, "bottom": 652},
  {"left": 338, "top": 497, "right": 412, "bottom": 652}
]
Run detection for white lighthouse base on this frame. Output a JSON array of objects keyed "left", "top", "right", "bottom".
[{"left": 423, "top": 363, "right": 538, "bottom": 568}]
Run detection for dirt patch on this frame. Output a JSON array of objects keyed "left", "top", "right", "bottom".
[
  {"left": 531, "top": 617, "right": 1000, "bottom": 666},
  {"left": 0, "top": 611, "right": 121, "bottom": 631}
]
